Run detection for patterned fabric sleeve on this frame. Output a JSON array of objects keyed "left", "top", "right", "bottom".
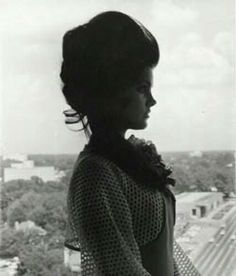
[
  {"left": 173, "top": 240, "right": 201, "bottom": 276},
  {"left": 68, "top": 156, "right": 151, "bottom": 276},
  {"left": 174, "top": 257, "right": 181, "bottom": 276}
]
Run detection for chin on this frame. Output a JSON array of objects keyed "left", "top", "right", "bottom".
[{"left": 130, "top": 121, "right": 148, "bottom": 130}]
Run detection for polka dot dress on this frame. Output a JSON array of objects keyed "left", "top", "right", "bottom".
[{"left": 65, "top": 150, "right": 200, "bottom": 275}]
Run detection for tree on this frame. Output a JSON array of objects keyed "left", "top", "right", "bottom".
[
  {"left": 7, "top": 191, "right": 42, "bottom": 227},
  {"left": 0, "top": 227, "right": 20, "bottom": 257},
  {"left": 17, "top": 243, "right": 72, "bottom": 276},
  {"left": 0, "top": 225, "right": 45, "bottom": 258},
  {"left": 0, "top": 224, "right": 73, "bottom": 275},
  {"left": 1, "top": 173, "right": 73, "bottom": 275},
  {"left": 27, "top": 191, "right": 67, "bottom": 235}
]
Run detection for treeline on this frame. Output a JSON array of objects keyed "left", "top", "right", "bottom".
[
  {"left": 0, "top": 175, "right": 73, "bottom": 276},
  {"left": 162, "top": 151, "right": 235, "bottom": 194},
  {"left": 1, "top": 154, "right": 78, "bottom": 171}
]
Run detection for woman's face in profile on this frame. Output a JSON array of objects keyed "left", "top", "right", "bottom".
[{"left": 117, "top": 67, "right": 157, "bottom": 131}]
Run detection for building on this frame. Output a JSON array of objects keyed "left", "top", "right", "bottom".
[
  {"left": 176, "top": 192, "right": 224, "bottom": 219},
  {"left": 3, "top": 158, "right": 61, "bottom": 182},
  {"left": 64, "top": 247, "right": 81, "bottom": 274},
  {"left": 3, "top": 153, "right": 27, "bottom": 162},
  {"left": 189, "top": 151, "right": 203, "bottom": 158}
]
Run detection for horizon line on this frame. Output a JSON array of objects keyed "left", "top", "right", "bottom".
[{"left": 1, "top": 149, "right": 236, "bottom": 156}]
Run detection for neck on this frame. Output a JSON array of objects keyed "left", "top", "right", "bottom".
[
  {"left": 89, "top": 121, "right": 127, "bottom": 138},
  {"left": 85, "top": 130, "right": 175, "bottom": 192}
]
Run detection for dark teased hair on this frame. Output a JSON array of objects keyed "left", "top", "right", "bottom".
[{"left": 60, "top": 11, "right": 159, "bottom": 138}]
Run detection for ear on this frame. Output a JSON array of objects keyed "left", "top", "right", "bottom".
[{"left": 86, "top": 97, "right": 113, "bottom": 119}]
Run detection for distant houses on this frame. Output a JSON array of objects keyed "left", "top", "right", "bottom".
[
  {"left": 2, "top": 153, "right": 28, "bottom": 162},
  {"left": 189, "top": 151, "right": 203, "bottom": 158},
  {"left": 2, "top": 155, "right": 64, "bottom": 183},
  {"left": 176, "top": 192, "right": 224, "bottom": 219}
]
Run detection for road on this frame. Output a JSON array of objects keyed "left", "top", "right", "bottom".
[{"left": 193, "top": 207, "right": 236, "bottom": 276}]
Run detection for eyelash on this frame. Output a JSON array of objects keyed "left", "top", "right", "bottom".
[{"left": 137, "top": 86, "right": 151, "bottom": 95}]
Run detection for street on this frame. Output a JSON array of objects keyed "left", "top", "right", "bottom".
[{"left": 193, "top": 208, "right": 236, "bottom": 276}]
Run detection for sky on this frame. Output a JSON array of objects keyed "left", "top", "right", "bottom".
[{"left": 0, "top": 0, "right": 235, "bottom": 154}]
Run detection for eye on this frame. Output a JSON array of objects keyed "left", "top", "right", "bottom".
[{"left": 136, "top": 84, "right": 151, "bottom": 95}]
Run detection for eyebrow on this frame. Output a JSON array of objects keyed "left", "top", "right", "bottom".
[{"left": 139, "top": 81, "right": 152, "bottom": 87}]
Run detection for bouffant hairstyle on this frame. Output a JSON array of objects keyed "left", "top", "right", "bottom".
[{"left": 60, "top": 11, "right": 159, "bottom": 138}]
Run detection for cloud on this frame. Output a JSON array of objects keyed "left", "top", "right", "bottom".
[
  {"left": 158, "top": 32, "right": 234, "bottom": 88},
  {"left": 152, "top": 1, "right": 198, "bottom": 27},
  {"left": 213, "top": 32, "right": 235, "bottom": 65}
]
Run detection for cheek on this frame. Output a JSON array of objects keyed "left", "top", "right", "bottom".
[
  {"left": 119, "top": 92, "right": 147, "bottom": 120},
  {"left": 125, "top": 99, "right": 146, "bottom": 120},
  {"left": 132, "top": 95, "right": 146, "bottom": 113}
]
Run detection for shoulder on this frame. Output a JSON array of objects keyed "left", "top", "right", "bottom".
[
  {"left": 67, "top": 151, "right": 131, "bottom": 218},
  {"left": 69, "top": 150, "right": 123, "bottom": 192},
  {"left": 72, "top": 150, "right": 113, "bottom": 173}
]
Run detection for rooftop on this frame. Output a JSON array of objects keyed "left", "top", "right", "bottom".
[{"left": 176, "top": 192, "right": 222, "bottom": 203}]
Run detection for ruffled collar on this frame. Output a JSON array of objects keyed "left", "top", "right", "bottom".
[{"left": 84, "top": 130, "right": 175, "bottom": 192}]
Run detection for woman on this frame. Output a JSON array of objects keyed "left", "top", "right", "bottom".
[{"left": 61, "top": 11, "right": 200, "bottom": 276}]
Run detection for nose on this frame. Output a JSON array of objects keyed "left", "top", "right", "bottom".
[{"left": 147, "top": 93, "right": 157, "bottom": 107}]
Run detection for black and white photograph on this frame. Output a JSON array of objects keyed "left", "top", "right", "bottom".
[{"left": 0, "top": 0, "right": 235, "bottom": 275}]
